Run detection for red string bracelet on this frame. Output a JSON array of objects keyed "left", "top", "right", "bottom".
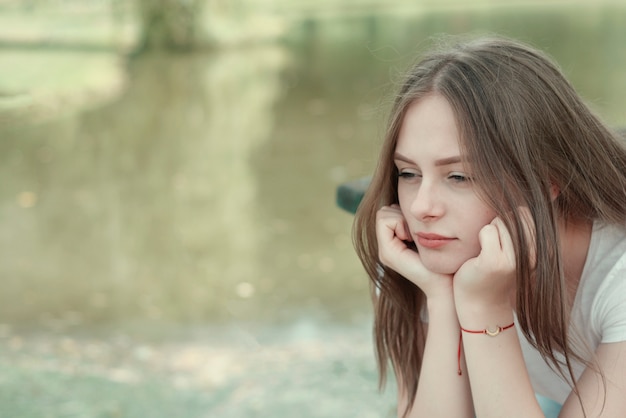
[{"left": 457, "top": 322, "right": 515, "bottom": 375}]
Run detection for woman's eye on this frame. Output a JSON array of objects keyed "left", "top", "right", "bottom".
[
  {"left": 448, "top": 173, "right": 471, "bottom": 183},
  {"left": 398, "top": 171, "right": 420, "bottom": 179}
]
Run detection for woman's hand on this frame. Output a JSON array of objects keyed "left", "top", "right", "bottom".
[
  {"left": 453, "top": 209, "right": 534, "bottom": 311},
  {"left": 376, "top": 204, "right": 453, "bottom": 298},
  {"left": 453, "top": 217, "right": 517, "bottom": 310}
]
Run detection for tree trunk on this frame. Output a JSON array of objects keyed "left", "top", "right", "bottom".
[{"left": 137, "top": 0, "right": 205, "bottom": 52}]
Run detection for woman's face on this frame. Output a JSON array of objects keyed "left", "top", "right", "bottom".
[{"left": 394, "top": 94, "right": 497, "bottom": 275}]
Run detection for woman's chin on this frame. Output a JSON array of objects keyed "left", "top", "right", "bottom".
[
  {"left": 420, "top": 257, "right": 465, "bottom": 276},
  {"left": 432, "top": 267, "right": 459, "bottom": 276}
]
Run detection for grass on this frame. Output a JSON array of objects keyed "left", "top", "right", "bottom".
[
  {"left": 0, "top": 324, "right": 396, "bottom": 418},
  {"left": 0, "top": 332, "right": 214, "bottom": 418},
  {"left": 0, "top": 363, "right": 213, "bottom": 418}
]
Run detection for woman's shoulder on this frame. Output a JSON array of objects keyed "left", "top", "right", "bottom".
[
  {"left": 576, "top": 222, "right": 626, "bottom": 311},
  {"left": 579, "top": 222, "right": 626, "bottom": 342},
  {"left": 584, "top": 222, "right": 626, "bottom": 276}
]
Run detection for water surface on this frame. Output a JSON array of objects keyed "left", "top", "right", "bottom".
[{"left": 1, "top": 3, "right": 626, "bottom": 416}]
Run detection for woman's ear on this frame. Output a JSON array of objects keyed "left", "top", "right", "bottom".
[{"left": 550, "top": 183, "right": 560, "bottom": 201}]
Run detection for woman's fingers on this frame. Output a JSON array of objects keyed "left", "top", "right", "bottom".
[
  {"left": 478, "top": 212, "right": 533, "bottom": 271},
  {"left": 377, "top": 205, "right": 411, "bottom": 241},
  {"left": 376, "top": 206, "right": 454, "bottom": 294},
  {"left": 376, "top": 206, "right": 409, "bottom": 261},
  {"left": 376, "top": 205, "right": 422, "bottom": 272},
  {"left": 454, "top": 209, "right": 538, "bottom": 308},
  {"left": 477, "top": 223, "right": 499, "bottom": 254},
  {"left": 492, "top": 217, "right": 516, "bottom": 267},
  {"left": 394, "top": 216, "right": 411, "bottom": 242},
  {"left": 474, "top": 221, "right": 511, "bottom": 273}
]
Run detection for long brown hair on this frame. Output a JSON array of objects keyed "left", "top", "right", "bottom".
[{"left": 353, "top": 35, "right": 626, "bottom": 414}]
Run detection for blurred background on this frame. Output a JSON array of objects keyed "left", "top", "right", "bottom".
[{"left": 0, "top": 0, "right": 625, "bottom": 417}]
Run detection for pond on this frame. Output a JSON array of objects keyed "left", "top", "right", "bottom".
[{"left": 1, "top": 3, "right": 626, "bottom": 417}]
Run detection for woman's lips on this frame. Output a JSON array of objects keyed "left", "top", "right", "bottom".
[{"left": 416, "top": 233, "right": 455, "bottom": 249}]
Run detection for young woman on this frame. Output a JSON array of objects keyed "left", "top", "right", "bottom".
[{"left": 353, "top": 35, "right": 626, "bottom": 418}]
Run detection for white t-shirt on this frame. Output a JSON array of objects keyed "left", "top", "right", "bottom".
[{"left": 519, "top": 222, "right": 626, "bottom": 404}]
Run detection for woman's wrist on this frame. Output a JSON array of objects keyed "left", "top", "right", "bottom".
[
  {"left": 425, "top": 290, "right": 460, "bottom": 327},
  {"left": 453, "top": 285, "right": 515, "bottom": 328},
  {"left": 422, "top": 277, "right": 456, "bottom": 302},
  {"left": 455, "top": 302, "right": 514, "bottom": 331},
  {"left": 426, "top": 294, "right": 456, "bottom": 313}
]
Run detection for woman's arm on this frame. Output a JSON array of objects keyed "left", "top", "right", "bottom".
[
  {"left": 454, "top": 216, "right": 626, "bottom": 417},
  {"left": 453, "top": 216, "right": 544, "bottom": 418},
  {"left": 458, "top": 317, "right": 626, "bottom": 418},
  {"left": 455, "top": 304, "right": 543, "bottom": 418},
  {"left": 376, "top": 205, "right": 474, "bottom": 417},
  {"left": 398, "top": 294, "right": 474, "bottom": 418},
  {"left": 558, "top": 341, "right": 626, "bottom": 417}
]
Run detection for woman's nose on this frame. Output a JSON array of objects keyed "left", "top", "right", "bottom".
[{"left": 409, "top": 182, "right": 444, "bottom": 221}]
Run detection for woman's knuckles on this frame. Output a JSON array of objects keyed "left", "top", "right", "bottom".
[{"left": 455, "top": 256, "right": 515, "bottom": 286}]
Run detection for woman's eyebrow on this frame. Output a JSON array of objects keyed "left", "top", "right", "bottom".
[
  {"left": 434, "top": 156, "right": 462, "bottom": 166},
  {"left": 393, "top": 152, "right": 463, "bottom": 167},
  {"left": 393, "top": 152, "right": 414, "bottom": 164}
]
